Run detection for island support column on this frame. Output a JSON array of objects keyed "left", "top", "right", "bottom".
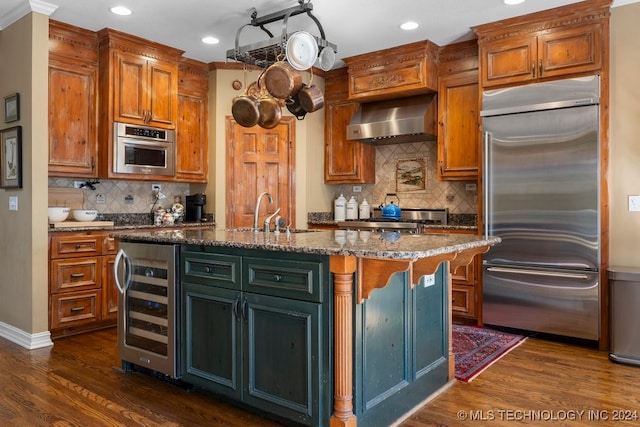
[{"left": 330, "top": 255, "right": 357, "bottom": 427}]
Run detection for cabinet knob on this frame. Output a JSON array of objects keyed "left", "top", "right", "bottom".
[
  {"left": 273, "top": 274, "right": 282, "bottom": 282},
  {"left": 205, "top": 266, "right": 212, "bottom": 274}
]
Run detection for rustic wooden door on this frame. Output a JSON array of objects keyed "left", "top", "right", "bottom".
[{"left": 225, "top": 116, "right": 295, "bottom": 229}]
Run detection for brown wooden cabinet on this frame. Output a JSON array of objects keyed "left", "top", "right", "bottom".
[
  {"left": 437, "top": 41, "right": 479, "bottom": 181},
  {"left": 324, "top": 68, "right": 375, "bottom": 184},
  {"left": 49, "top": 231, "right": 118, "bottom": 338},
  {"left": 97, "top": 28, "right": 184, "bottom": 181},
  {"left": 473, "top": 0, "right": 610, "bottom": 88},
  {"left": 344, "top": 40, "right": 438, "bottom": 102},
  {"left": 111, "top": 50, "right": 178, "bottom": 128},
  {"left": 175, "top": 58, "right": 209, "bottom": 182},
  {"left": 48, "top": 21, "right": 99, "bottom": 178}
]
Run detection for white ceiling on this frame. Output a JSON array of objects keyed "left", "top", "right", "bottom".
[{"left": 1, "top": 0, "right": 637, "bottom": 68}]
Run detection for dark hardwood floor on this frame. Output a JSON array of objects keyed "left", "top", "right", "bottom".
[{"left": 2, "top": 327, "right": 640, "bottom": 426}]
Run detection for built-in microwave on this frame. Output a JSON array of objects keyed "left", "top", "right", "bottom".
[{"left": 113, "top": 122, "right": 175, "bottom": 176}]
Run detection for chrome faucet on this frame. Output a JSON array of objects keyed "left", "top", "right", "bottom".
[
  {"left": 254, "top": 191, "right": 273, "bottom": 232},
  {"left": 264, "top": 208, "right": 281, "bottom": 233}
]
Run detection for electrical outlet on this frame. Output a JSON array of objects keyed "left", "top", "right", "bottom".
[
  {"left": 465, "top": 183, "right": 477, "bottom": 191},
  {"left": 151, "top": 184, "right": 162, "bottom": 192},
  {"left": 352, "top": 185, "right": 362, "bottom": 193},
  {"left": 422, "top": 274, "right": 435, "bottom": 288},
  {"left": 629, "top": 195, "right": 640, "bottom": 212},
  {"left": 96, "top": 194, "right": 106, "bottom": 204},
  {"left": 73, "top": 181, "right": 84, "bottom": 189},
  {"left": 125, "top": 194, "right": 134, "bottom": 204}
]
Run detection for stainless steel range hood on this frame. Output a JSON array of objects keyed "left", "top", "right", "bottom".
[{"left": 346, "top": 94, "right": 437, "bottom": 144}]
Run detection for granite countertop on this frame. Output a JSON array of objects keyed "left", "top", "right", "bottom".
[
  {"left": 48, "top": 221, "right": 215, "bottom": 233},
  {"left": 112, "top": 227, "right": 500, "bottom": 260}
]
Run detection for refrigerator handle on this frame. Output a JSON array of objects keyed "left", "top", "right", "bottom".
[
  {"left": 486, "top": 266, "right": 591, "bottom": 280},
  {"left": 483, "top": 131, "right": 490, "bottom": 237}
]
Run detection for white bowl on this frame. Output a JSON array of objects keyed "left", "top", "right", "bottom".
[
  {"left": 72, "top": 209, "right": 98, "bottom": 222},
  {"left": 48, "top": 207, "right": 70, "bottom": 222}
]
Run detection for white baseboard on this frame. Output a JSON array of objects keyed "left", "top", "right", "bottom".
[{"left": 0, "top": 321, "right": 53, "bottom": 350}]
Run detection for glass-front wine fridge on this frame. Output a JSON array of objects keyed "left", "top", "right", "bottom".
[{"left": 114, "top": 242, "right": 180, "bottom": 378}]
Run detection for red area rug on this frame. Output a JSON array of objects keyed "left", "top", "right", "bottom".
[{"left": 453, "top": 325, "right": 526, "bottom": 382}]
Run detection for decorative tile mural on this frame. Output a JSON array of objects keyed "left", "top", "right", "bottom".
[{"left": 332, "top": 141, "right": 478, "bottom": 214}]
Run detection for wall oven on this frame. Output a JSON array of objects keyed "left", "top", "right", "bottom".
[
  {"left": 113, "top": 122, "right": 175, "bottom": 176},
  {"left": 114, "top": 242, "right": 180, "bottom": 378}
]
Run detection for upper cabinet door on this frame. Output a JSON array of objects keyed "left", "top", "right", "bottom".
[
  {"left": 112, "top": 51, "right": 178, "bottom": 129},
  {"left": 147, "top": 60, "right": 178, "bottom": 127},
  {"left": 537, "top": 24, "right": 602, "bottom": 80},
  {"left": 437, "top": 70, "right": 479, "bottom": 181},
  {"left": 481, "top": 34, "right": 536, "bottom": 87},
  {"left": 324, "top": 101, "right": 375, "bottom": 184},
  {"left": 113, "top": 51, "right": 147, "bottom": 124},
  {"left": 48, "top": 60, "right": 98, "bottom": 178}
]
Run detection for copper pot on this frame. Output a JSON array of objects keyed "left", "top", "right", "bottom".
[
  {"left": 264, "top": 61, "right": 303, "bottom": 100},
  {"left": 257, "top": 93, "right": 282, "bottom": 129},
  {"left": 232, "top": 94, "right": 259, "bottom": 128},
  {"left": 298, "top": 83, "right": 324, "bottom": 113}
]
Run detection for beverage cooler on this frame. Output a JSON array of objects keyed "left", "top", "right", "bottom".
[{"left": 114, "top": 242, "right": 180, "bottom": 378}]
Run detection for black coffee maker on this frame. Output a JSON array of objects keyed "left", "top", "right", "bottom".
[{"left": 185, "top": 193, "right": 207, "bottom": 222}]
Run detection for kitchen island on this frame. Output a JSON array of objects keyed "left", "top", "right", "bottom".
[{"left": 112, "top": 227, "right": 500, "bottom": 426}]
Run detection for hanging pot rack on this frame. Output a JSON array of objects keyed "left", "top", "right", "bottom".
[{"left": 225, "top": 0, "right": 337, "bottom": 69}]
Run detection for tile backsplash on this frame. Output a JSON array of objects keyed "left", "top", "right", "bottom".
[
  {"left": 48, "top": 178, "right": 191, "bottom": 214},
  {"left": 332, "top": 141, "right": 478, "bottom": 214}
]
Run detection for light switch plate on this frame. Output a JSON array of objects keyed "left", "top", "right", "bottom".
[
  {"left": 629, "top": 195, "right": 640, "bottom": 212},
  {"left": 8, "top": 196, "right": 18, "bottom": 211}
]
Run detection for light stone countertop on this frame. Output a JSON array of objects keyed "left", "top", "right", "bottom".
[{"left": 111, "top": 227, "right": 500, "bottom": 260}]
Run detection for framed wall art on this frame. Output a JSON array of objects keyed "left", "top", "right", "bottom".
[
  {"left": 396, "top": 158, "right": 425, "bottom": 192},
  {"left": 4, "top": 93, "right": 20, "bottom": 123},
  {"left": 0, "top": 126, "right": 22, "bottom": 189}
]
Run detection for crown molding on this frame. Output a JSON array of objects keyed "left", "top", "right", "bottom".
[{"left": 0, "top": 0, "right": 57, "bottom": 31}]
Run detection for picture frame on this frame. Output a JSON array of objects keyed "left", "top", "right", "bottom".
[
  {"left": 0, "top": 126, "right": 22, "bottom": 189},
  {"left": 4, "top": 93, "right": 20, "bottom": 123},
  {"left": 396, "top": 158, "right": 426, "bottom": 192}
]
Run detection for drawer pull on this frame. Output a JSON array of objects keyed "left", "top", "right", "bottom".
[
  {"left": 70, "top": 273, "right": 85, "bottom": 279},
  {"left": 75, "top": 244, "right": 81, "bottom": 249},
  {"left": 70, "top": 306, "right": 85, "bottom": 312},
  {"left": 273, "top": 274, "right": 282, "bottom": 282}
]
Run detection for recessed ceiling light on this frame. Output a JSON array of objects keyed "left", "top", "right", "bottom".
[
  {"left": 202, "top": 36, "right": 220, "bottom": 45},
  {"left": 504, "top": 0, "right": 526, "bottom": 5},
  {"left": 110, "top": 6, "right": 132, "bottom": 16},
  {"left": 400, "top": 21, "right": 419, "bottom": 31}
]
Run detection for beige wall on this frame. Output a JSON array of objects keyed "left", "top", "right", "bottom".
[
  {"left": 0, "top": 13, "right": 49, "bottom": 335},
  {"left": 610, "top": 3, "right": 640, "bottom": 267},
  {"left": 208, "top": 68, "right": 333, "bottom": 228}
]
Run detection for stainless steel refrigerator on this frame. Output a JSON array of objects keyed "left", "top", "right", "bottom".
[{"left": 481, "top": 75, "right": 600, "bottom": 341}]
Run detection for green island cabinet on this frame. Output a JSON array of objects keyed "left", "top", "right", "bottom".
[{"left": 180, "top": 245, "right": 448, "bottom": 427}]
